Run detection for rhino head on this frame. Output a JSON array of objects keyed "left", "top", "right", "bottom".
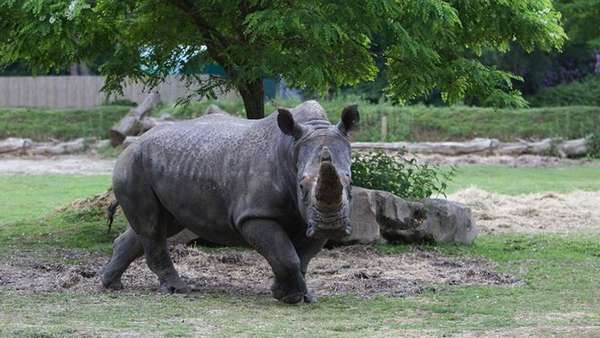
[{"left": 277, "top": 105, "right": 359, "bottom": 240}]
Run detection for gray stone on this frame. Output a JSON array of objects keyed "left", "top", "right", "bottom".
[
  {"left": 420, "top": 198, "right": 478, "bottom": 244},
  {"left": 339, "top": 187, "right": 477, "bottom": 245}
]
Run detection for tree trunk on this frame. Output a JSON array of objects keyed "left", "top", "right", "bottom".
[{"left": 239, "top": 80, "right": 265, "bottom": 119}]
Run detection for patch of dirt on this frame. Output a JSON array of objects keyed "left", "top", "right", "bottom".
[
  {"left": 0, "top": 246, "right": 518, "bottom": 299},
  {"left": 0, "top": 155, "right": 115, "bottom": 175},
  {"left": 450, "top": 188, "right": 600, "bottom": 234}
]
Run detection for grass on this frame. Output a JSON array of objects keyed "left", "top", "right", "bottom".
[
  {"left": 1, "top": 167, "right": 600, "bottom": 335},
  {"left": 1, "top": 234, "right": 600, "bottom": 336},
  {"left": 0, "top": 175, "right": 111, "bottom": 225},
  {"left": 0, "top": 105, "right": 130, "bottom": 141},
  {"left": 158, "top": 97, "right": 600, "bottom": 142},
  {"left": 447, "top": 164, "right": 600, "bottom": 195},
  {"left": 2, "top": 97, "right": 600, "bottom": 142}
]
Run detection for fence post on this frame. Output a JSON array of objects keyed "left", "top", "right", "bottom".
[{"left": 381, "top": 114, "right": 388, "bottom": 142}]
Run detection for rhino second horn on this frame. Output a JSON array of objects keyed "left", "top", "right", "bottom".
[{"left": 315, "top": 161, "right": 342, "bottom": 209}]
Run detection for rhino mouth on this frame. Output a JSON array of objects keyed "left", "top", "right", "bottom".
[{"left": 306, "top": 204, "right": 351, "bottom": 239}]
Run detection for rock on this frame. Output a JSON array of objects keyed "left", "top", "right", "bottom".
[
  {"left": 341, "top": 187, "right": 380, "bottom": 244},
  {"left": 419, "top": 199, "right": 477, "bottom": 244},
  {"left": 0, "top": 137, "right": 33, "bottom": 154},
  {"left": 330, "top": 187, "right": 478, "bottom": 245}
]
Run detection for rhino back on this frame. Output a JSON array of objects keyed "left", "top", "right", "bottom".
[{"left": 114, "top": 113, "right": 297, "bottom": 243}]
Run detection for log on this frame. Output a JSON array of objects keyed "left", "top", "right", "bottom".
[
  {"left": 352, "top": 138, "right": 499, "bottom": 156},
  {"left": 353, "top": 138, "right": 590, "bottom": 158},
  {"left": 0, "top": 137, "right": 32, "bottom": 154},
  {"left": 122, "top": 136, "right": 140, "bottom": 148},
  {"left": 109, "top": 92, "right": 161, "bottom": 146},
  {"left": 140, "top": 116, "right": 175, "bottom": 133},
  {"left": 558, "top": 138, "right": 588, "bottom": 158},
  {"left": 29, "top": 138, "right": 93, "bottom": 156}
]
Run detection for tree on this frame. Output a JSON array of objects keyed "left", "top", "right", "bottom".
[
  {"left": 556, "top": 0, "right": 600, "bottom": 48},
  {"left": 0, "top": 1, "right": 565, "bottom": 117}
]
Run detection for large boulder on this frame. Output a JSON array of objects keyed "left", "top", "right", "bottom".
[{"left": 340, "top": 187, "right": 477, "bottom": 245}]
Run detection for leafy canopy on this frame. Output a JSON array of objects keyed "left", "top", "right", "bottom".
[
  {"left": 0, "top": 0, "right": 566, "bottom": 110},
  {"left": 556, "top": 0, "right": 600, "bottom": 48}
]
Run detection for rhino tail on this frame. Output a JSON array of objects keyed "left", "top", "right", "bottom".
[{"left": 106, "top": 200, "right": 120, "bottom": 234}]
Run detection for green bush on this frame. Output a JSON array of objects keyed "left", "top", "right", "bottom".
[
  {"left": 528, "top": 75, "right": 600, "bottom": 107},
  {"left": 588, "top": 133, "right": 600, "bottom": 159},
  {"left": 351, "top": 151, "right": 455, "bottom": 200}
]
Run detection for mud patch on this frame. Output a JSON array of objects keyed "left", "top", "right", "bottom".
[
  {"left": 450, "top": 188, "right": 600, "bottom": 234},
  {"left": 0, "top": 246, "right": 517, "bottom": 299}
]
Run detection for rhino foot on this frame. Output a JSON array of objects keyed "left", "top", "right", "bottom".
[
  {"left": 271, "top": 280, "right": 307, "bottom": 304},
  {"left": 102, "top": 278, "right": 124, "bottom": 290},
  {"left": 160, "top": 279, "right": 190, "bottom": 294},
  {"left": 303, "top": 290, "right": 317, "bottom": 304}
]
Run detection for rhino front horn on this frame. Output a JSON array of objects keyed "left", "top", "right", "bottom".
[{"left": 315, "top": 157, "right": 342, "bottom": 209}]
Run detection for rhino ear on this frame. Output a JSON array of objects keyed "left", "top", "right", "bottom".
[
  {"left": 337, "top": 104, "right": 360, "bottom": 135},
  {"left": 277, "top": 108, "right": 305, "bottom": 139}
]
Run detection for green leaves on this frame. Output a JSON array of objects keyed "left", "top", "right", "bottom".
[
  {"left": 0, "top": 0, "right": 567, "bottom": 111},
  {"left": 351, "top": 151, "right": 455, "bottom": 200}
]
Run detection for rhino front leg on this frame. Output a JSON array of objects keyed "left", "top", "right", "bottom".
[
  {"left": 295, "top": 238, "right": 327, "bottom": 303},
  {"left": 240, "top": 219, "right": 306, "bottom": 304}
]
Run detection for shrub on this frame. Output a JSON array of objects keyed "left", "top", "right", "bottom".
[
  {"left": 528, "top": 75, "right": 600, "bottom": 107},
  {"left": 588, "top": 132, "right": 600, "bottom": 159},
  {"left": 351, "top": 151, "right": 455, "bottom": 200}
]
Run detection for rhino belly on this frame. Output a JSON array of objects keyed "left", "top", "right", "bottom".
[{"left": 152, "top": 177, "right": 246, "bottom": 246}]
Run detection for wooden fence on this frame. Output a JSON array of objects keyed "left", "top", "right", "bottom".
[{"left": 0, "top": 75, "right": 238, "bottom": 108}]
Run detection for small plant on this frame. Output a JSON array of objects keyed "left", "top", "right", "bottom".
[
  {"left": 351, "top": 151, "right": 455, "bottom": 200},
  {"left": 588, "top": 132, "right": 600, "bottom": 159}
]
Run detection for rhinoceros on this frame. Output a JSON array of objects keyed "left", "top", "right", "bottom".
[{"left": 101, "top": 100, "right": 359, "bottom": 303}]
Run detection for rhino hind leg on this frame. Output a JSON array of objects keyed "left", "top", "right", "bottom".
[
  {"left": 240, "top": 219, "right": 307, "bottom": 304},
  {"left": 101, "top": 227, "right": 144, "bottom": 290},
  {"left": 140, "top": 236, "right": 190, "bottom": 294},
  {"left": 109, "top": 169, "right": 187, "bottom": 293}
]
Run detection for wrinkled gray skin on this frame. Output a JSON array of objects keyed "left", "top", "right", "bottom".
[{"left": 101, "top": 101, "right": 359, "bottom": 303}]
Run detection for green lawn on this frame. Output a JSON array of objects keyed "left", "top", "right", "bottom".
[
  {"left": 1, "top": 166, "right": 600, "bottom": 336},
  {"left": 0, "top": 175, "right": 111, "bottom": 225},
  {"left": 447, "top": 164, "right": 600, "bottom": 195},
  {"left": 0, "top": 105, "right": 130, "bottom": 141}
]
